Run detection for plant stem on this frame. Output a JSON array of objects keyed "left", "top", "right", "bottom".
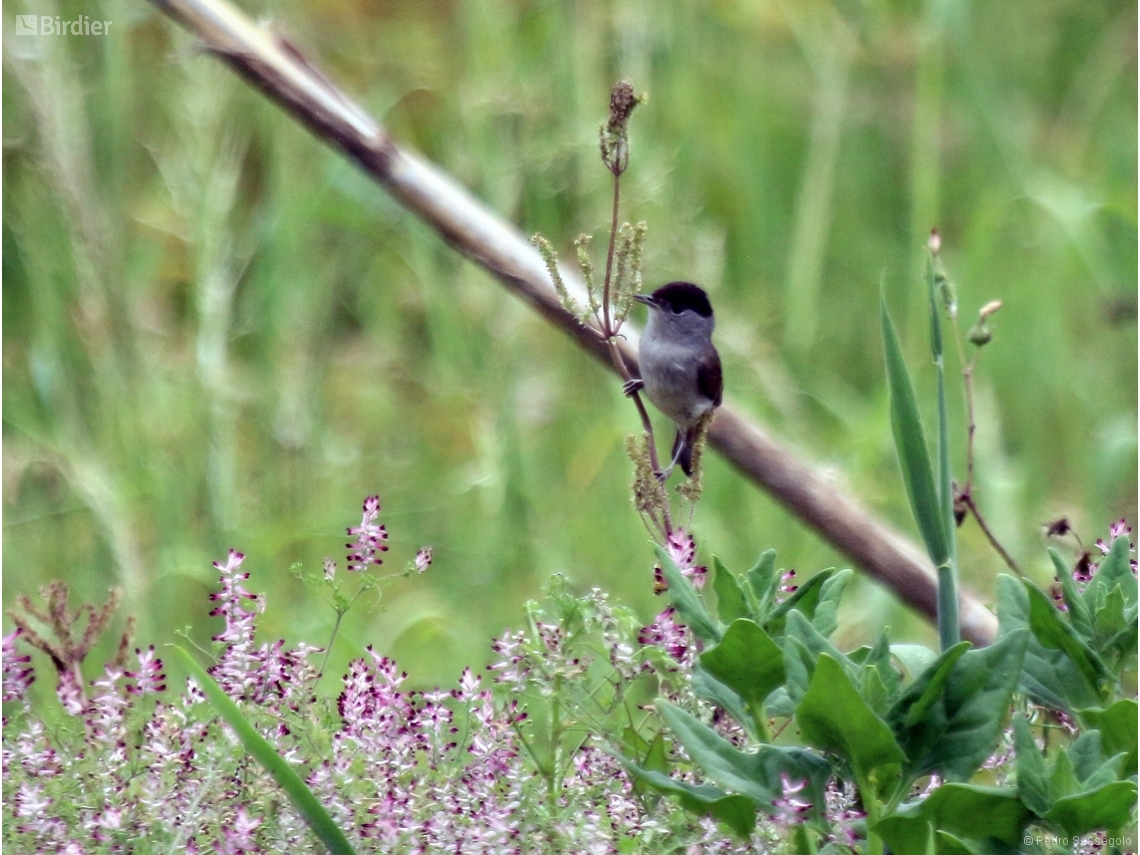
[
  {"left": 602, "top": 176, "right": 620, "bottom": 339},
  {"left": 962, "top": 493, "right": 1024, "bottom": 577},
  {"left": 859, "top": 773, "right": 883, "bottom": 855},
  {"left": 949, "top": 323, "right": 1023, "bottom": 577},
  {"left": 316, "top": 610, "right": 344, "bottom": 680},
  {"left": 747, "top": 699, "right": 771, "bottom": 743}
]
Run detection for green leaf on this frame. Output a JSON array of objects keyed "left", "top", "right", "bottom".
[
  {"left": 898, "top": 629, "right": 1028, "bottom": 782},
  {"left": 692, "top": 662, "right": 755, "bottom": 739},
  {"left": 928, "top": 255, "right": 959, "bottom": 649},
  {"left": 655, "top": 544, "right": 721, "bottom": 643},
  {"left": 656, "top": 700, "right": 773, "bottom": 804},
  {"left": 782, "top": 636, "right": 815, "bottom": 705},
  {"left": 1044, "top": 781, "right": 1139, "bottom": 836},
  {"left": 1012, "top": 714, "right": 1051, "bottom": 816},
  {"left": 1049, "top": 548, "right": 1094, "bottom": 639},
  {"left": 656, "top": 700, "right": 832, "bottom": 815},
  {"left": 934, "top": 831, "right": 986, "bottom": 855},
  {"left": 713, "top": 556, "right": 749, "bottom": 624},
  {"left": 747, "top": 549, "right": 779, "bottom": 617},
  {"left": 699, "top": 619, "right": 786, "bottom": 708},
  {"left": 619, "top": 760, "right": 757, "bottom": 837},
  {"left": 873, "top": 815, "right": 932, "bottom": 855},
  {"left": 769, "top": 577, "right": 842, "bottom": 646},
  {"left": 1024, "top": 581, "right": 1111, "bottom": 700},
  {"left": 888, "top": 641, "right": 970, "bottom": 730},
  {"left": 1087, "top": 535, "right": 1138, "bottom": 611},
  {"left": 171, "top": 646, "right": 358, "bottom": 855},
  {"left": 916, "top": 783, "right": 1031, "bottom": 846},
  {"left": 1079, "top": 700, "right": 1138, "bottom": 777},
  {"left": 891, "top": 644, "right": 939, "bottom": 682},
  {"left": 859, "top": 629, "right": 901, "bottom": 715},
  {"left": 795, "top": 653, "right": 905, "bottom": 778},
  {"left": 1047, "top": 746, "right": 1081, "bottom": 800},
  {"left": 811, "top": 568, "right": 853, "bottom": 638},
  {"left": 880, "top": 295, "right": 950, "bottom": 573},
  {"left": 1093, "top": 585, "right": 1127, "bottom": 647},
  {"left": 996, "top": 575, "right": 1099, "bottom": 711},
  {"left": 793, "top": 824, "right": 819, "bottom": 855},
  {"left": 1067, "top": 730, "right": 1109, "bottom": 784}
]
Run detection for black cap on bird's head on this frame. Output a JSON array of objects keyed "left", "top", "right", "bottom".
[{"left": 633, "top": 282, "right": 714, "bottom": 318}]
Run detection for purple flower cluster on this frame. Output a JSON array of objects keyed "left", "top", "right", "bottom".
[
  {"left": 1052, "top": 519, "right": 1138, "bottom": 610},
  {"left": 346, "top": 495, "right": 389, "bottom": 573},
  {"left": 2, "top": 502, "right": 804, "bottom": 854}
]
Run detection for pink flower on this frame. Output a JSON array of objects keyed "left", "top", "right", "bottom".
[{"left": 346, "top": 495, "right": 389, "bottom": 572}]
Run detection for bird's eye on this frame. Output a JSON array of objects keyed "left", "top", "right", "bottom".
[{"left": 669, "top": 304, "right": 683, "bottom": 315}]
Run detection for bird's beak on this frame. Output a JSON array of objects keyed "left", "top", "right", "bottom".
[{"left": 632, "top": 293, "right": 655, "bottom": 306}]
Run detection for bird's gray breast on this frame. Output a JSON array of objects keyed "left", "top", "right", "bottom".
[{"left": 639, "top": 339, "right": 712, "bottom": 427}]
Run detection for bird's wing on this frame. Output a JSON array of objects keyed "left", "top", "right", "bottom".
[{"left": 698, "top": 351, "right": 723, "bottom": 407}]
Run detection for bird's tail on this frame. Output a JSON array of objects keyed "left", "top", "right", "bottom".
[{"left": 672, "top": 427, "right": 696, "bottom": 477}]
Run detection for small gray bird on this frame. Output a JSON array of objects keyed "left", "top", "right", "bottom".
[{"left": 624, "top": 282, "right": 723, "bottom": 477}]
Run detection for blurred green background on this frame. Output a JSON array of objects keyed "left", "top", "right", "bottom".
[{"left": 3, "top": 0, "right": 1136, "bottom": 694}]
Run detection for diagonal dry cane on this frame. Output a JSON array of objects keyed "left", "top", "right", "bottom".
[{"left": 144, "top": 0, "right": 998, "bottom": 646}]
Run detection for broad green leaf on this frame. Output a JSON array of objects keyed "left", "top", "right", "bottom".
[
  {"left": 692, "top": 662, "right": 755, "bottom": 738},
  {"left": 899, "top": 629, "right": 1028, "bottom": 782},
  {"left": 860, "top": 629, "right": 901, "bottom": 715},
  {"left": 619, "top": 760, "right": 757, "bottom": 837},
  {"left": 811, "top": 568, "right": 853, "bottom": 638},
  {"left": 996, "top": 575, "right": 1098, "bottom": 711},
  {"left": 171, "top": 647, "right": 358, "bottom": 855},
  {"left": 1079, "top": 700, "right": 1138, "bottom": 777},
  {"left": 656, "top": 700, "right": 773, "bottom": 804},
  {"left": 891, "top": 644, "right": 939, "bottom": 682},
  {"left": 643, "top": 732, "right": 669, "bottom": 774},
  {"left": 795, "top": 653, "right": 905, "bottom": 778},
  {"left": 764, "top": 569, "right": 837, "bottom": 638},
  {"left": 876, "top": 785, "right": 1030, "bottom": 852},
  {"left": 746, "top": 549, "right": 778, "bottom": 616},
  {"left": 934, "top": 831, "right": 985, "bottom": 855},
  {"left": 656, "top": 700, "right": 832, "bottom": 816},
  {"left": 1067, "top": 730, "right": 1108, "bottom": 784},
  {"left": 887, "top": 641, "right": 970, "bottom": 730},
  {"left": 1011, "top": 714, "right": 1051, "bottom": 816},
  {"left": 784, "top": 609, "right": 848, "bottom": 674},
  {"left": 1047, "top": 749, "right": 1080, "bottom": 800},
  {"left": 1049, "top": 548, "right": 1094, "bottom": 639},
  {"left": 1024, "top": 581, "right": 1111, "bottom": 700},
  {"left": 880, "top": 295, "right": 950, "bottom": 572},
  {"left": 1086, "top": 535, "right": 1138, "bottom": 611},
  {"left": 700, "top": 619, "right": 785, "bottom": 708},
  {"left": 1093, "top": 585, "right": 1127, "bottom": 647},
  {"left": 782, "top": 636, "right": 815, "bottom": 705},
  {"left": 624, "top": 729, "right": 669, "bottom": 797},
  {"left": 873, "top": 814, "right": 932, "bottom": 855},
  {"left": 713, "top": 556, "right": 749, "bottom": 624},
  {"left": 1044, "top": 781, "right": 1139, "bottom": 836},
  {"left": 916, "top": 784, "right": 1031, "bottom": 846},
  {"left": 655, "top": 544, "right": 721, "bottom": 643}
]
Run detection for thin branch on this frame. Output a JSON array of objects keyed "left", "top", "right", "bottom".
[
  {"left": 143, "top": 0, "right": 997, "bottom": 646},
  {"left": 961, "top": 494, "right": 1024, "bottom": 578}
]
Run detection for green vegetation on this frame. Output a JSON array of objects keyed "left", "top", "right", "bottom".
[{"left": 3, "top": 0, "right": 1135, "bottom": 697}]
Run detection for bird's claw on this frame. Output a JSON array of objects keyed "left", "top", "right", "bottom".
[{"left": 623, "top": 378, "right": 644, "bottom": 397}]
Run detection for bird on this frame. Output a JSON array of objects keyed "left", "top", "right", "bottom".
[{"left": 624, "top": 281, "right": 723, "bottom": 478}]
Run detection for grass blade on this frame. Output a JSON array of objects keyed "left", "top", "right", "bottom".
[
  {"left": 170, "top": 646, "right": 359, "bottom": 855},
  {"left": 880, "top": 295, "right": 950, "bottom": 573}
]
